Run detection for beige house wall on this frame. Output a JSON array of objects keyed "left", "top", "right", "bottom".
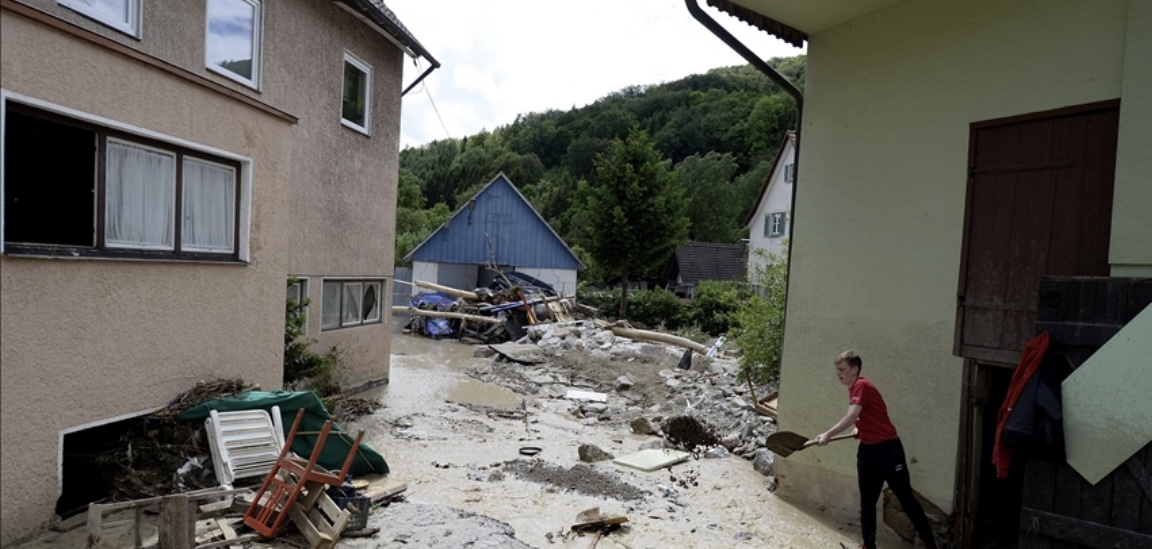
[
  {"left": 277, "top": 1, "right": 405, "bottom": 390},
  {"left": 0, "top": 10, "right": 295, "bottom": 545},
  {"left": 773, "top": 0, "right": 1136, "bottom": 518},
  {"left": 1110, "top": 0, "right": 1152, "bottom": 277},
  {"left": 12, "top": 0, "right": 405, "bottom": 387}
]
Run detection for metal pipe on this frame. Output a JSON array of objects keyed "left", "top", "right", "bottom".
[
  {"left": 684, "top": 0, "right": 803, "bottom": 371},
  {"left": 402, "top": 62, "right": 438, "bottom": 97}
]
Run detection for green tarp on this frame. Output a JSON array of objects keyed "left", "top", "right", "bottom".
[{"left": 177, "top": 390, "right": 388, "bottom": 476}]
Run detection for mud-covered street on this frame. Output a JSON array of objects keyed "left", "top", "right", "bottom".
[{"left": 337, "top": 318, "right": 902, "bottom": 548}]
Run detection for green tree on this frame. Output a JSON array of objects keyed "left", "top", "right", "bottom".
[
  {"left": 586, "top": 127, "right": 688, "bottom": 318},
  {"left": 672, "top": 152, "right": 742, "bottom": 242},
  {"left": 729, "top": 247, "right": 789, "bottom": 384}
]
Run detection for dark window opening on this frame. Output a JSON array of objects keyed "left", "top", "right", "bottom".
[
  {"left": 4, "top": 110, "right": 96, "bottom": 246},
  {"left": 3, "top": 103, "right": 243, "bottom": 261},
  {"left": 56, "top": 415, "right": 145, "bottom": 518}
]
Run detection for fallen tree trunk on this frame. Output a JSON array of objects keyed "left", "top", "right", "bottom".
[
  {"left": 412, "top": 280, "right": 480, "bottom": 301},
  {"left": 392, "top": 306, "right": 504, "bottom": 324},
  {"left": 598, "top": 322, "right": 708, "bottom": 355}
]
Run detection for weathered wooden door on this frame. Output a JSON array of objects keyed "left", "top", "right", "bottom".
[
  {"left": 953, "top": 101, "right": 1121, "bottom": 548},
  {"left": 955, "top": 101, "right": 1120, "bottom": 365}
]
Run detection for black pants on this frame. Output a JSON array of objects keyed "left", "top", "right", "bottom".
[{"left": 857, "top": 438, "right": 934, "bottom": 549}]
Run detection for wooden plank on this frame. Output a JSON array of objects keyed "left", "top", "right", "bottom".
[
  {"left": 1079, "top": 464, "right": 1113, "bottom": 530},
  {"left": 195, "top": 533, "right": 261, "bottom": 549},
  {"left": 86, "top": 504, "right": 103, "bottom": 549},
  {"left": 159, "top": 494, "right": 193, "bottom": 549},
  {"left": 1110, "top": 456, "right": 1142, "bottom": 533},
  {"left": 1020, "top": 508, "right": 1152, "bottom": 549},
  {"left": 1125, "top": 455, "right": 1152, "bottom": 507},
  {"left": 288, "top": 503, "right": 334, "bottom": 549},
  {"left": 364, "top": 481, "right": 408, "bottom": 505},
  {"left": 1075, "top": 109, "right": 1119, "bottom": 276},
  {"left": 1142, "top": 445, "right": 1152, "bottom": 534}
]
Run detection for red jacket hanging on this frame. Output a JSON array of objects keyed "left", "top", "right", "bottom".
[{"left": 992, "top": 331, "right": 1050, "bottom": 478}]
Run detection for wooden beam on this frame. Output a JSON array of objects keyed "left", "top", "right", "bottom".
[
  {"left": 1020, "top": 508, "right": 1152, "bottom": 549},
  {"left": 1126, "top": 458, "right": 1152, "bottom": 506},
  {"left": 412, "top": 280, "right": 480, "bottom": 300},
  {"left": 392, "top": 306, "right": 504, "bottom": 324}
]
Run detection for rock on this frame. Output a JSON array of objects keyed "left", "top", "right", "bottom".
[
  {"left": 752, "top": 449, "right": 774, "bottom": 476},
  {"left": 639, "top": 439, "right": 666, "bottom": 450},
  {"left": 664, "top": 378, "right": 683, "bottom": 389},
  {"left": 630, "top": 417, "right": 659, "bottom": 435},
  {"left": 615, "top": 375, "right": 635, "bottom": 391},
  {"left": 577, "top": 444, "right": 615, "bottom": 463},
  {"left": 582, "top": 403, "right": 609, "bottom": 414},
  {"left": 473, "top": 346, "right": 497, "bottom": 358}
]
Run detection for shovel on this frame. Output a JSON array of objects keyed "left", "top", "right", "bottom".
[{"left": 765, "top": 429, "right": 858, "bottom": 458}]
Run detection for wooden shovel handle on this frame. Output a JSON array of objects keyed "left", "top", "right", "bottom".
[{"left": 801, "top": 430, "right": 858, "bottom": 449}]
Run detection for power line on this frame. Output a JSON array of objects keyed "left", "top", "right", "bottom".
[{"left": 412, "top": 58, "right": 451, "bottom": 140}]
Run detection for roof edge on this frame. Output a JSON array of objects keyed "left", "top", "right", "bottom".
[
  {"left": 705, "top": 0, "right": 808, "bottom": 48},
  {"left": 743, "top": 131, "right": 796, "bottom": 228},
  {"left": 334, "top": 0, "right": 440, "bottom": 67}
]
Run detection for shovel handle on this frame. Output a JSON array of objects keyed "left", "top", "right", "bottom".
[{"left": 801, "top": 430, "right": 858, "bottom": 449}]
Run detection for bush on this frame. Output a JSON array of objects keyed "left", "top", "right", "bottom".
[
  {"left": 284, "top": 278, "right": 344, "bottom": 394},
  {"left": 729, "top": 248, "right": 788, "bottom": 384},
  {"left": 691, "top": 280, "right": 750, "bottom": 336},
  {"left": 576, "top": 286, "right": 621, "bottom": 316},
  {"left": 627, "top": 288, "right": 688, "bottom": 330}
]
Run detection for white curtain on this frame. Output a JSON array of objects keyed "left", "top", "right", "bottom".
[
  {"left": 183, "top": 158, "right": 236, "bottom": 252},
  {"left": 106, "top": 140, "right": 175, "bottom": 249},
  {"left": 322, "top": 282, "right": 341, "bottom": 330},
  {"left": 342, "top": 282, "right": 363, "bottom": 325}
]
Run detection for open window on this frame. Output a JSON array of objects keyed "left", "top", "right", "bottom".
[
  {"left": 2, "top": 103, "right": 244, "bottom": 261},
  {"left": 341, "top": 52, "right": 372, "bottom": 134}
]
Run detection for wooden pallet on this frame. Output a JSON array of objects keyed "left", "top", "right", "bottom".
[{"left": 85, "top": 487, "right": 248, "bottom": 549}]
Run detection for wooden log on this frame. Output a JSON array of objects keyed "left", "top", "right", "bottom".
[
  {"left": 412, "top": 280, "right": 480, "bottom": 301},
  {"left": 392, "top": 306, "right": 504, "bottom": 324},
  {"left": 601, "top": 323, "right": 708, "bottom": 355}
]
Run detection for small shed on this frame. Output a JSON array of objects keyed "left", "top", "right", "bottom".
[
  {"left": 403, "top": 173, "right": 585, "bottom": 296},
  {"left": 666, "top": 241, "right": 748, "bottom": 298}
]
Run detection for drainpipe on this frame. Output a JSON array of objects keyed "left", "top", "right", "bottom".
[
  {"left": 684, "top": 0, "right": 803, "bottom": 370},
  {"left": 402, "top": 61, "right": 439, "bottom": 97}
]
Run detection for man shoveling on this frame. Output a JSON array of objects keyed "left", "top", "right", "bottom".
[{"left": 813, "top": 351, "right": 938, "bottom": 549}]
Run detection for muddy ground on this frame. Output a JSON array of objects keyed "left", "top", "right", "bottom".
[
  {"left": 19, "top": 317, "right": 911, "bottom": 549},
  {"left": 333, "top": 318, "right": 909, "bottom": 549}
]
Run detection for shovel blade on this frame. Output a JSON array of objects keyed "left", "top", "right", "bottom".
[{"left": 764, "top": 431, "right": 811, "bottom": 458}]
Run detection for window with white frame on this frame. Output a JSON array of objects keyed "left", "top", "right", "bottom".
[
  {"left": 784, "top": 163, "right": 795, "bottom": 184},
  {"left": 766, "top": 211, "right": 787, "bottom": 238},
  {"left": 2, "top": 103, "right": 242, "bottom": 260},
  {"left": 59, "top": 0, "right": 141, "bottom": 37},
  {"left": 205, "top": 0, "right": 262, "bottom": 87},
  {"left": 341, "top": 52, "right": 372, "bottom": 134},
  {"left": 321, "top": 280, "right": 383, "bottom": 331}
]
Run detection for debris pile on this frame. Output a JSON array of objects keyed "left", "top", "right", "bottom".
[
  {"left": 93, "top": 379, "right": 257, "bottom": 501},
  {"left": 464, "top": 319, "right": 781, "bottom": 474},
  {"left": 399, "top": 275, "right": 582, "bottom": 343}
]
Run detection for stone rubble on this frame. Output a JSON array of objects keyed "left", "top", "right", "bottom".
[{"left": 472, "top": 320, "right": 781, "bottom": 483}]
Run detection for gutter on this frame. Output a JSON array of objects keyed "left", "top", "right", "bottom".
[
  {"left": 333, "top": 0, "right": 441, "bottom": 96},
  {"left": 684, "top": 0, "right": 804, "bottom": 367}
]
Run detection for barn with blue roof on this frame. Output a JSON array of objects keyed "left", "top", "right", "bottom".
[{"left": 403, "top": 173, "right": 585, "bottom": 295}]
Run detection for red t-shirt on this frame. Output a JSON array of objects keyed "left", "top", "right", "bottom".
[{"left": 850, "top": 377, "right": 899, "bottom": 444}]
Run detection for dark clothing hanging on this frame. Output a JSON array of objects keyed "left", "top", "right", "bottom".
[
  {"left": 993, "top": 332, "right": 1049, "bottom": 479},
  {"left": 1002, "top": 341, "right": 1073, "bottom": 461}
]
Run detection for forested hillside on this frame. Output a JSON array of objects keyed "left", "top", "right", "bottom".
[{"left": 396, "top": 55, "right": 804, "bottom": 283}]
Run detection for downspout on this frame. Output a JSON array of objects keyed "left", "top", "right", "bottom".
[
  {"left": 402, "top": 60, "right": 439, "bottom": 97},
  {"left": 684, "top": 0, "right": 803, "bottom": 367}
]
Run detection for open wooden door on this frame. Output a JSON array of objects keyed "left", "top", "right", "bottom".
[{"left": 952, "top": 100, "right": 1121, "bottom": 548}]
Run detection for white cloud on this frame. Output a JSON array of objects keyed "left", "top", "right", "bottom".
[{"left": 388, "top": 0, "right": 805, "bottom": 148}]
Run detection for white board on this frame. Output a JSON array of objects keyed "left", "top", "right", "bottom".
[
  {"left": 1063, "top": 304, "right": 1152, "bottom": 484},
  {"left": 612, "top": 449, "right": 691, "bottom": 472},
  {"left": 566, "top": 390, "right": 608, "bottom": 402}
]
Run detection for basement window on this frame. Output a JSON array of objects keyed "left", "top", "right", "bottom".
[
  {"left": 321, "top": 279, "right": 383, "bottom": 331},
  {"left": 2, "top": 103, "right": 243, "bottom": 261}
]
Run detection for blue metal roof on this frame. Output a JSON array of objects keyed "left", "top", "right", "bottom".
[{"left": 404, "top": 173, "right": 586, "bottom": 270}]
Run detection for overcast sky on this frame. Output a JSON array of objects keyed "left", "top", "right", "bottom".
[{"left": 387, "top": 0, "right": 804, "bottom": 149}]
